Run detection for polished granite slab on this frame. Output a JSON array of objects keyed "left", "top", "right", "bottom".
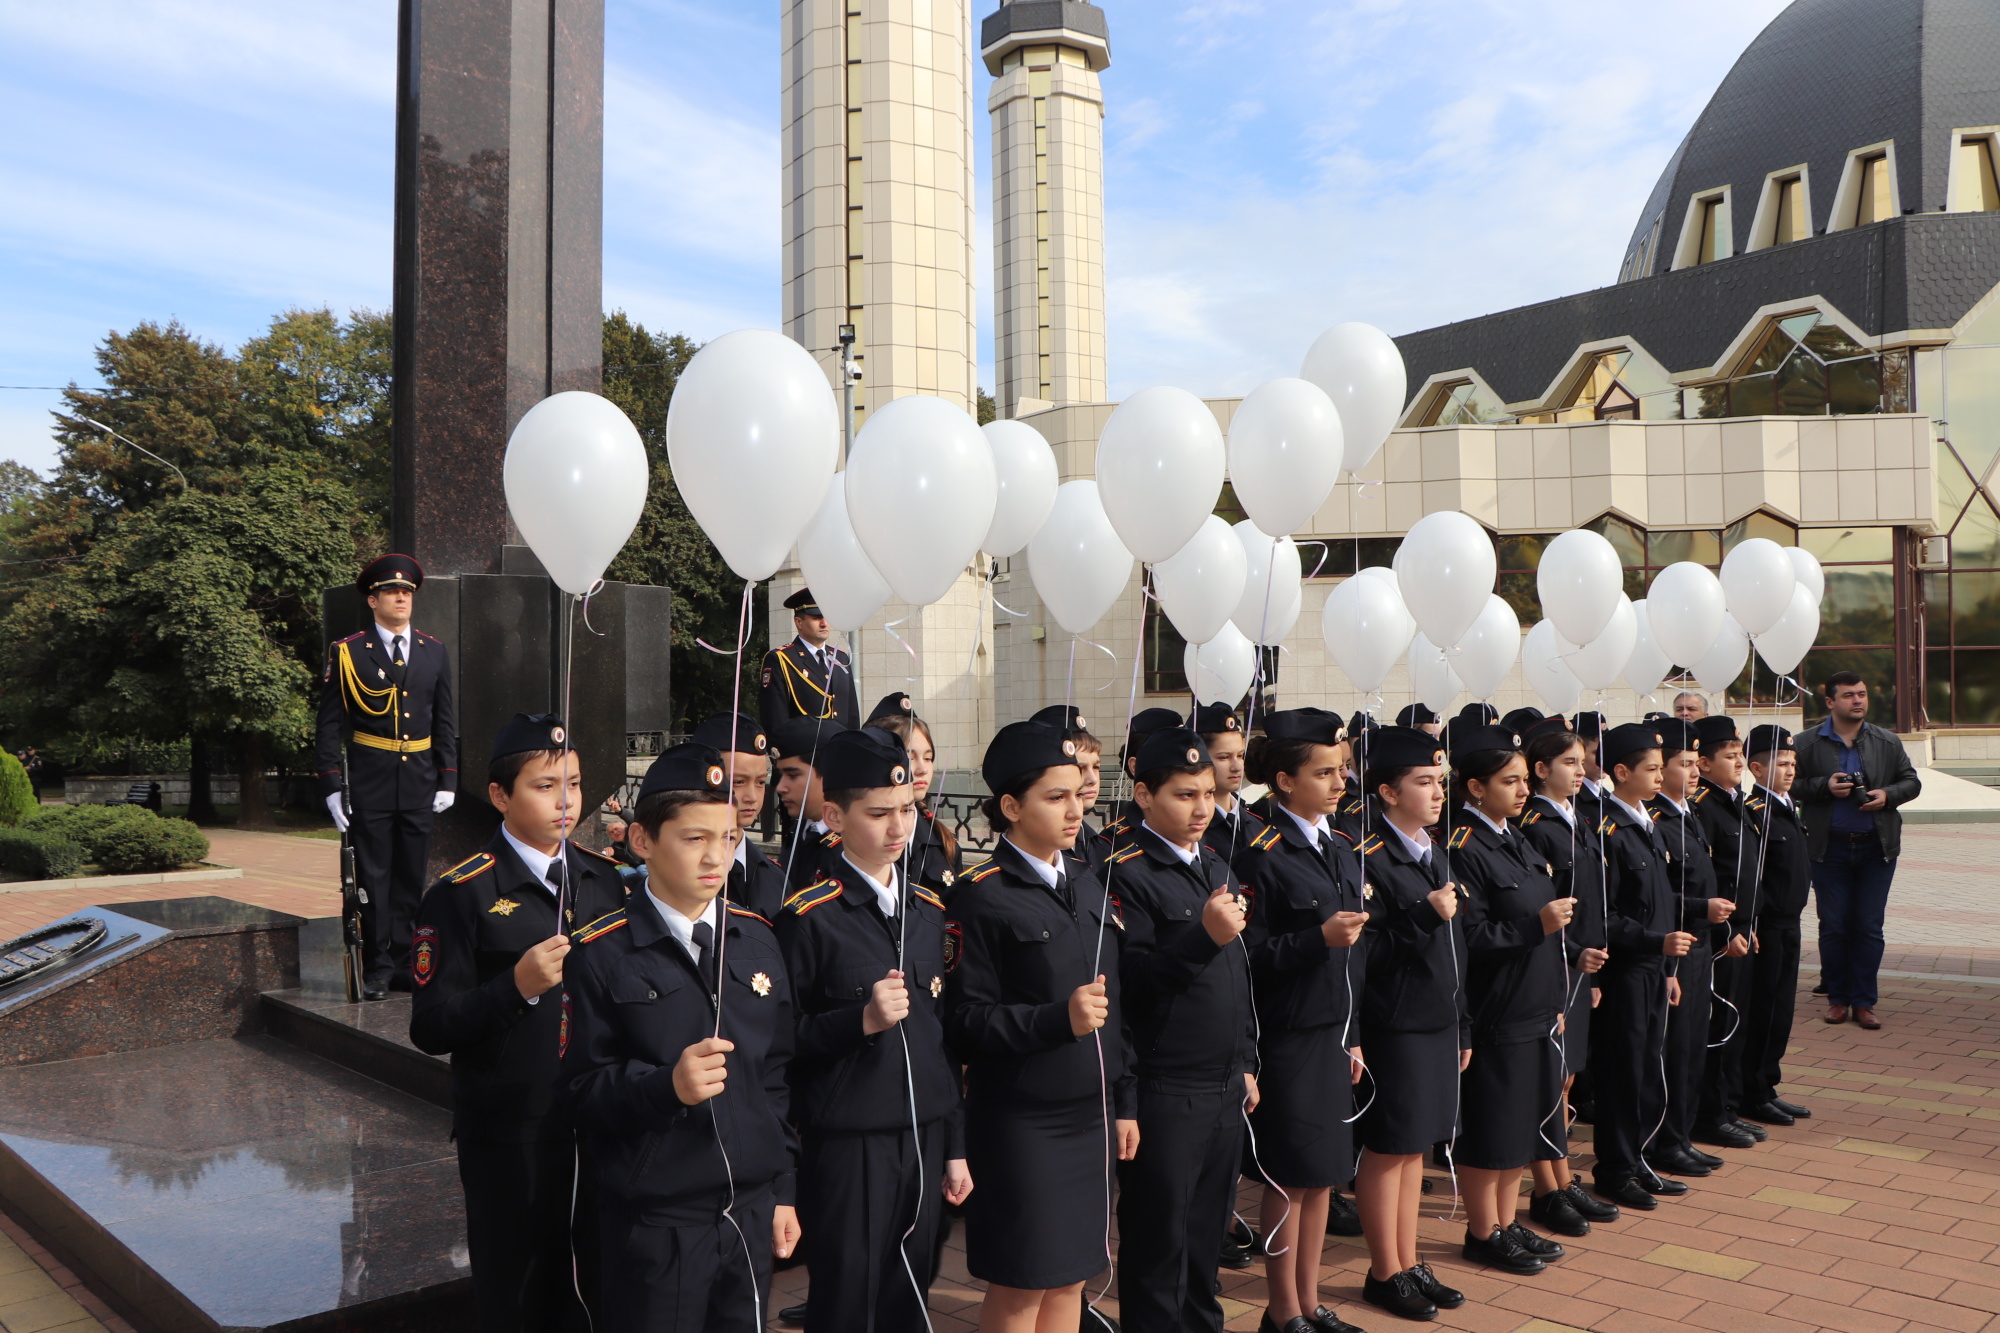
[{"left": 0, "top": 1035, "right": 469, "bottom": 1332}]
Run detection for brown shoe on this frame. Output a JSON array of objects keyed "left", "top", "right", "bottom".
[
  {"left": 1854, "top": 1007, "right": 1881, "bottom": 1030},
  {"left": 1825, "top": 1004, "right": 1850, "bottom": 1024}
]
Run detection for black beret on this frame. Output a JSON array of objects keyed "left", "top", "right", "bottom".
[
  {"left": 1744, "top": 724, "right": 1795, "bottom": 755},
  {"left": 1643, "top": 710, "right": 1670, "bottom": 723},
  {"left": 492, "top": 712, "right": 568, "bottom": 759},
  {"left": 1693, "top": 716, "right": 1740, "bottom": 753},
  {"left": 1521, "top": 715, "right": 1575, "bottom": 747},
  {"left": 1601, "top": 722, "right": 1664, "bottom": 771},
  {"left": 1449, "top": 724, "right": 1521, "bottom": 760},
  {"left": 768, "top": 717, "right": 849, "bottom": 762},
  {"left": 637, "top": 742, "right": 728, "bottom": 800},
  {"left": 1457, "top": 702, "right": 1499, "bottom": 725},
  {"left": 1654, "top": 718, "right": 1700, "bottom": 756},
  {"left": 692, "top": 713, "right": 767, "bottom": 756},
  {"left": 1500, "top": 707, "right": 1545, "bottom": 732},
  {"left": 1262, "top": 707, "right": 1347, "bottom": 745},
  {"left": 983, "top": 720, "right": 1080, "bottom": 792},
  {"left": 1029, "top": 704, "right": 1092, "bottom": 735},
  {"left": 1369, "top": 725, "right": 1448, "bottom": 770},
  {"left": 357, "top": 552, "right": 423, "bottom": 595},
  {"left": 1347, "top": 710, "right": 1380, "bottom": 737},
  {"left": 1571, "top": 710, "right": 1608, "bottom": 740},
  {"left": 783, "top": 588, "right": 823, "bottom": 614},
  {"left": 1126, "top": 707, "right": 1186, "bottom": 747},
  {"left": 1396, "top": 703, "right": 1439, "bottom": 727},
  {"left": 817, "top": 726, "right": 911, "bottom": 789},
  {"left": 867, "top": 692, "right": 915, "bottom": 724},
  {"left": 1134, "top": 728, "right": 1211, "bottom": 777},
  {"left": 1189, "top": 701, "right": 1243, "bottom": 735}
]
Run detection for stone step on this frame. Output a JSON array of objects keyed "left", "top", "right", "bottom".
[{"left": 258, "top": 988, "right": 450, "bottom": 1110}]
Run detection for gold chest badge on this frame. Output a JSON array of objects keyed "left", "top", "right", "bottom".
[
  {"left": 489, "top": 898, "right": 519, "bottom": 916},
  {"left": 929, "top": 975, "right": 943, "bottom": 998},
  {"left": 750, "top": 971, "right": 773, "bottom": 997}
]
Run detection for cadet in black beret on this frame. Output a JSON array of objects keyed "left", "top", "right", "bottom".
[
  {"left": 1456, "top": 702, "right": 1501, "bottom": 726},
  {"left": 689, "top": 714, "right": 785, "bottom": 922},
  {"left": 1738, "top": 727, "right": 1810, "bottom": 1128},
  {"left": 769, "top": 718, "right": 853, "bottom": 892},
  {"left": 1500, "top": 706, "right": 1545, "bottom": 734},
  {"left": 1687, "top": 714, "right": 1758, "bottom": 1148},
  {"left": 1569, "top": 711, "right": 1611, "bottom": 822},
  {"left": 866, "top": 705, "right": 965, "bottom": 898},
  {"left": 947, "top": 722, "right": 1136, "bottom": 1317},
  {"left": 1395, "top": 702, "right": 1441, "bottom": 735},
  {"left": 1030, "top": 706, "right": 1111, "bottom": 877},
  {"left": 776, "top": 725, "right": 968, "bottom": 1333},
  {"left": 1096, "top": 706, "right": 1193, "bottom": 860},
  {"left": 866, "top": 692, "right": 915, "bottom": 725},
  {"left": 760, "top": 589, "right": 859, "bottom": 732},
  {"left": 1191, "top": 702, "right": 1262, "bottom": 876},
  {"left": 410, "top": 713, "right": 624, "bottom": 1333},
  {"left": 1122, "top": 707, "right": 1191, "bottom": 778}
]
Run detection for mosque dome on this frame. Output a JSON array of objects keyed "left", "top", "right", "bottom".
[{"left": 1620, "top": 0, "right": 2000, "bottom": 280}]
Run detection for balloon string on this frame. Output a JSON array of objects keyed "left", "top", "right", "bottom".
[
  {"left": 1293, "top": 539, "right": 1333, "bottom": 581},
  {"left": 882, "top": 616, "right": 922, "bottom": 682},
  {"left": 992, "top": 594, "right": 1028, "bottom": 618},
  {"left": 578, "top": 579, "right": 609, "bottom": 636},
  {"left": 1074, "top": 635, "right": 1121, "bottom": 691}
]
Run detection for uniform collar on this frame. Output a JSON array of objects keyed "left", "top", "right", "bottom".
[
  {"left": 1000, "top": 835, "right": 1063, "bottom": 889},
  {"left": 500, "top": 826, "right": 563, "bottom": 892},
  {"left": 1275, "top": 802, "right": 1329, "bottom": 848},
  {"left": 1138, "top": 822, "right": 1200, "bottom": 866},
  {"left": 1461, "top": 804, "right": 1510, "bottom": 839},
  {"left": 1370, "top": 814, "right": 1429, "bottom": 865},
  {"left": 639, "top": 884, "right": 719, "bottom": 956},
  {"left": 838, "top": 854, "right": 901, "bottom": 916},
  {"left": 1530, "top": 793, "right": 1576, "bottom": 826}
]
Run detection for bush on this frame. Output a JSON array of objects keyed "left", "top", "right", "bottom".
[
  {"left": 0, "top": 754, "right": 32, "bottom": 827},
  {"left": 23, "top": 804, "right": 210, "bottom": 872},
  {"left": 0, "top": 828, "right": 85, "bottom": 880}
]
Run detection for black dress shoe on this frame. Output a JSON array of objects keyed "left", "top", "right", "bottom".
[
  {"left": 1408, "top": 1263, "right": 1464, "bottom": 1309},
  {"left": 1645, "top": 1148, "right": 1712, "bottom": 1178},
  {"left": 1219, "top": 1236, "right": 1254, "bottom": 1269},
  {"left": 1529, "top": 1187, "right": 1590, "bottom": 1237},
  {"left": 1693, "top": 1119, "right": 1757, "bottom": 1149},
  {"left": 1732, "top": 1117, "right": 1769, "bottom": 1142},
  {"left": 1740, "top": 1101, "right": 1796, "bottom": 1127},
  {"left": 1506, "top": 1220, "right": 1565, "bottom": 1259},
  {"left": 1363, "top": 1270, "right": 1437, "bottom": 1321},
  {"left": 1310, "top": 1306, "right": 1366, "bottom": 1333},
  {"left": 362, "top": 982, "right": 388, "bottom": 1001},
  {"left": 779, "top": 1304, "right": 807, "bottom": 1325},
  {"left": 1686, "top": 1147, "right": 1725, "bottom": 1170},
  {"left": 1326, "top": 1189, "right": 1363, "bottom": 1236},
  {"left": 1259, "top": 1314, "right": 1317, "bottom": 1333},
  {"left": 1463, "top": 1226, "right": 1546, "bottom": 1274},
  {"left": 1565, "top": 1181, "right": 1620, "bottom": 1222},
  {"left": 1570, "top": 1098, "right": 1595, "bottom": 1124},
  {"left": 1594, "top": 1178, "right": 1657, "bottom": 1210},
  {"left": 1639, "top": 1170, "right": 1690, "bottom": 1197},
  {"left": 1771, "top": 1097, "right": 1812, "bottom": 1119},
  {"left": 1812, "top": 979, "right": 1828, "bottom": 994}
]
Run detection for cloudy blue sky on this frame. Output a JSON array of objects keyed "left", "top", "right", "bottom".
[{"left": 0, "top": 0, "right": 1795, "bottom": 476}]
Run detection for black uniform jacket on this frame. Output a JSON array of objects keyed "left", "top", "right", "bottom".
[
  {"left": 1102, "top": 826, "right": 1257, "bottom": 1082},
  {"left": 1573, "top": 779, "right": 1609, "bottom": 830},
  {"left": 409, "top": 834, "right": 627, "bottom": 1140},
  {"left": 1200, "top": 799, "right": 1267, "bottom": 880},
  {"left": 1333, "top": 793, "right": 1370, "bottom": 846},
  {"left": 1517, "top": 796, "right": 1606, "bottom": 983},
  {"left": 1599, "top": 798, "right": 1675, "bottom": 965},
  {"left": 1693, "top": 778, "right": 1751, "bottom": 908},
  {"left": 758, "top": 638, "right": 859, "bottom": 731},
  {"left": 1649, "top": 795, "right": 1727, "bottom": 951},
  {"left": 783, "top": 824, "right": 844, "bottom": 893},
  {"left": 315, "top": 627, "right": 458, "bottom": 810},
  {"left": 1743, "top": 789, "right": 1812, "bottom": 918},
  {"left": 1450, "top": 816, "right": 1566, "bottom": 1044},
  {"left": 561, "top": 893, "right": 798, "bottom": 1221},
  {"left": 908, "top": 806, "right": 963, "bottom": 895},
  {"left": 943, "top": 838, "right": 1136, "bottom": 1117},
  {"left": 729, "top": 840, "right": 790, "bottom": 923},
  {"left": 1240, "top": 809, "right": 1367, "bottom": 1036},
  {"left": 776, "top": 861, "right": 964, "bottom": 1150},
  {"left": 1360, "top": 818, "right": 1470, "bottom": 1042}
]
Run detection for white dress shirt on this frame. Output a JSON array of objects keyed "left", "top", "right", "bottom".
[{"left": 646, "top": 888, "right": 721, "bottom": 965}]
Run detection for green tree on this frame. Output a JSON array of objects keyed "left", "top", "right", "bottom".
[
  {"left": 977, "top": 387, "right": 997, "bottom": 425},
  {"left": 238, "top": 308, "right": 394, "bottom": 533},
  {"left": 0, "top": 461, "right": 40, "bottom": 510}
]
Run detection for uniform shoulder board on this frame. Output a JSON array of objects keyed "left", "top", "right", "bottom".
[
  {"left": 820, "top": 830, "right": 843, "bottom": 847},
  {"left": 1746, "top": 796, "right": 1766, "bottom": 811},
  {"left": 1690, "top": 786, "right": 1709, "bottom": 804},
  {"left": 782, "top": 877, "right": 843, "bottom": 915},
  {"left": 1649, "top": 807, "right": 1663, "bottom": 822},
  {"left": 1359, "top": 834, "right": 1385, "bottom": 855},
  {"left": 1108, "top": 844, "right": 1145, "bottom": 866},
  {"left": 414, "top": 628, "right": 442, "bottom": 643},
  {"left": 577, "top": 844, "right": 622, "bottom": 864},
  {"left": 726, "top": 903, "right": 773, "bottom": 927},
  {"left": 1249, "top": 825, "right": 1282, "bottom": 851},
  {"left": 966, "top": 859, "right": 1003, "bottom": 883},
  {"left": 574, "top": 909, "right": 627, "bottom": 944},
  {"left": 912, "top": 885, "right": 946, "bottom": 911},
  {"left": 1598, "top": 817, "right": 1617, "bottom": 836},
  {"left": 1342, "top": 799, "right": 1364, "bottom": 816},
  {"left": 443, "top": 852, "right": 496, "bottom": 883},
  {"left": 1446, "top": 825, "right": 1471, "bottom": 850},
  {"left": 1522, "top": 811, "right": 1542, "bottom": 827},
  {"left": 334, "top": 630, "right": 364, "bottom": 646}
]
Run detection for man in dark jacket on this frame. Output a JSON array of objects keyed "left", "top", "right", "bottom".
[{"left": 1792, "top": 672, "right": 1921, "bottom": 1030}]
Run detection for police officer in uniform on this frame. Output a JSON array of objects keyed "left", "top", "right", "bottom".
[
  {"left": 409, "top": 713, "right": 625, "bottom": 1333},
  {"left": 319, "top": 553, "right": 459, "bottom": 998},
  {"left": 760, "top": 589, "right": 860, "bottom": 732}
]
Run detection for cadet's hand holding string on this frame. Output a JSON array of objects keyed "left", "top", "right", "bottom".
[
  {"left": 1323, "top": 910, "right": 1367, "bottom": 947},
  {"left": 672, "top": 1036, "right": 734, "bottom": 1105},
  {"left": 1069, "top": 975, "right": 1109, "bottom": 1036},
  {"left": 1427, "top": 882, "right": 1460, "bottom": 921},
  {"left": 862, "top": 968, "right": 909, "bottom": 1034},
  {"left": 1202, "top": 887, "right": 1247, "bottom": 945},
  {"left": 513, "top": 935, "right": 570, "bottom": 1000},
  {"left": 1539, "top": 896, "right": 1577, "bottom": 935}
]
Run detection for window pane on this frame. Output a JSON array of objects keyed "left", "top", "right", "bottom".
[
  {"left": 1953, "top": 571, "right": 2000, "bottom": 653},
  {"left": 1310, "top": 537, "right": 1401, "bottom": 579},
  {"left": 1495, "top": 533, "right": 1552, "bottom": 572},
  {"left": 1775, "top": 349, "right": 1830, "bottom": 414},
  {"left": 1730, "top": 373, "right": 1778, "bottom": 417},
  {"left": 1743, "top": 327, "right": 1793, "bottom": 377},
  {"left": 1803, "top": 526, "right": 1893, "bottom": 563},
  {"left": 1798, "top": 647, "right": 1896, "bottom": 726},
  {"left": 1688, "top": 384, "right": 1729, "bottom": 418},
  {"left": 1828, "top": 356, "right": 1882, "bottom": 414},
  {"left": 1820, "top": 567, "right": 1895, "bottom": 647},
  {"left": 1954, "top": 650, "right": 2000, "bottom": 725},
  {"left": 1802, "top": 320, "right": 1869, "bottom": 362},
  {"left": 1143, "top": 599, "right": 1189, "bottom": 695},
  {"left": 1585, "top": 514, "right": 1646, "bottom": 568},
  {"left": 1724, "top": 512, "right": 1799, "bottom": 552},
  {"left": 1928, "top": 648, "right": 1953, "bottom": 725},
  {"left": 1924, "top": 571, "right": 1952, "bottom": 647},
  {"left": 1938, "top": 441, "right": 1979, "bottom": 519},
  {"left": 1646, "top": 529, "right": 1722, "bottom": 567},
  {"left": 1881, "top": 348, "right": 1912, "bottom": 413},
  {"left": 1944, "top": 346, "right": 2000, "bottom": 481},
  {"left": 1951, "top": 493, "right": 2000, "bottom": 568}
]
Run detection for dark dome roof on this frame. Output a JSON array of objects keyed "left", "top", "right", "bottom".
[{"left": 1621, "top": 0, "right": 2000, "bottom": 279}]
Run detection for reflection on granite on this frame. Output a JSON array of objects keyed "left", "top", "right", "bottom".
[
  {"left": 0, "top": 1036, "right": 467, "bottom": 1328},
  {"left": 111, "top": 896, "right": 301, "bottom": 935}
]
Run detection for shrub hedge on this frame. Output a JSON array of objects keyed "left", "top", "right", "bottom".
[{"left": 0, "top": 828, "right": 85, "bottom": 880}]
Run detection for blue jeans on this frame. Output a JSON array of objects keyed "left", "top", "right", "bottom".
[{"left": 1813, "top": 839, "right": 1897, "bottom": 1008}]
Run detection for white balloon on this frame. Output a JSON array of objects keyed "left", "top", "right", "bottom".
[
  {"left": 1184, "top": 625, "right": 1258, "bottom": 707},
  {"left": 1536, "top": 529, "right": 1625, "bottom": 647},
  {"left": 664, "top": 329, "right": 838, "bottom": 581},
  {"left": 1647, "top": 562, "right": 1727, "bottom": 667},
  {"left": 1095, "top": 386, "right": 1226, "bottom": 562},
  {"left": 1355, "top": 565, "right": 1417, "bottom": 648},
  {"left": 1787, "top": 546, "right": 1826, "bottom": 604},
  {"left": 504, "top": 391, "right": 650, "bottom": 596},
  {"left": 981, "top": 420, "right": 1059, "bottom": 557},
  {"left": 1623, "top": 599, "right": 1674, "bottom": 696},
  {"left": 1407, "top": 633, "right": 1464, "bottom": 714},
  {"left": 1556, "top": 594, "right": 1637, "bottom": 691},
  {"left": 1231, "top": 522, "right": 1304, "bottom": 643},
  {"left": 1720, "top": 537, "right": 1797, "bottom": 637},
  {"left": 1299, "top": 322, "right": 1408, "bottom": 474},
  {"left": 1027, "top": 481, "right": 1135, "bottom": 635},
  {"left": 845, "top": 395, "right": 997, "bottom": 607},
  {"left": 1455, "top": 596, "right": 1523, "bottom": 700},
  {"left": 1692, "top": 613, "right": 1749, "bottom": 694},
  {"left": 1522, "top": 621, "right": 1583, "bottom": 715},
  {"left": 1153, "top": 515, "right": 1249, "bottom": 646},
  {"left": 1755, "top": 583, "right": 1821, "bottom": 676},
  {"left": 795, "top": 473, "right": 891, "bottom": 632},
  {"left": 1226, "top": 377, "right": 1344, "bottom": 537},
  {"left": 1396, "top": 510, "right": 1497, "bottom": 649},
  {"left": 1321, "top": 574, "right": 1413, "bottom": 693}
]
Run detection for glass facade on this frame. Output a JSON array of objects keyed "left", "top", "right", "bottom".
[{"left": 1688, "top": 314, "right": 1909, "bottom": 418}]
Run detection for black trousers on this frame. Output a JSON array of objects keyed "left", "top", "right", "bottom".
[
  {"left": 1743, "top": 916, "right": 1803, "bottom": 1105},
  {"left": 1589, "top": 962, "right": 1667, "bottom": 1185},
  {"left": 600, "top": 1188, "right": 774, "bottom": 1333},
  {"left": 798, "top": 1121, "right": 945, "bottom": 1333},
  {"left": 1660, "top": 941, "right": 1713, "bottom": 1151},
  {"left": 1698, "top": 948, "right": 1752, "bottom": 1126},
  {"left": 456, "top": 1135, "right": 596, "bottom": 1333},
  {"left": 1116, "top": 1075, "right": 1245, "bottom": 1333},
  {"left": 349, "top": 804, "right": 434, "bottom": 984}
]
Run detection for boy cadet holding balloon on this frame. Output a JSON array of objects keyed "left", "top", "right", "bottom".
[{"left": 772, "top": 717, "right": 853, "bottom": 892}]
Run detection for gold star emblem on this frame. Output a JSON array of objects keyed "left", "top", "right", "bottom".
[
  {"left": 488, "top": 898, "right": 519, "bottom": 916},
  {"left": 929, "top": 975, "right": 943, "bottom": 998},
  {"left": 750, "top": 971, "right": 772, "bottom": 997}
]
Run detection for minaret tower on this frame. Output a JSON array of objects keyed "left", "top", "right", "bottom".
[{"left": 982, "top": 0, "right": 1110, "bottom": 418}]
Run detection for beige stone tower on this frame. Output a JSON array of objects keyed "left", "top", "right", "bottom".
[{"left": 983, "top": 1, "right": 1110, "bottom": 418}]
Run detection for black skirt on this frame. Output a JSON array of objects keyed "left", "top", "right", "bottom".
[
  {"left": 963, "top": 1092, "right": 1111, "bottom": 1289},
  {"left": 1457, "top": 1033, "right": 1568, "bottom": 1168},
  {"left": 1358, "top": 1027, "right": 1459, "bottom": 1155},
  {"left": 1246, "top": 1024, "right": 1354, "bottom": 1188},
  {"left": 1563, "top": 975, "right": 1592, "bottom": 1071}
]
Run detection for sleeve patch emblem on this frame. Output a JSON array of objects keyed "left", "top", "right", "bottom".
[
  {"left": 559, "top": 992, "right": 572, "bottom": 1058},
  {"left": 413, "top": 927, "right": 438, "bottom": 986},
  {"left": 943, "top": 920, "right": 963, "bottom": 972}
]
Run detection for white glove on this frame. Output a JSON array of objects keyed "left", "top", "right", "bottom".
[
  {"left": 433, "top": 791, "right": 456, "bottom": 815},
  {"left": 326, "top": 793, "right": 350, "bottom": 833}
]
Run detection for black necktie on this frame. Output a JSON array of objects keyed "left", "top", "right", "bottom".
[
  {"left": 388, "top": 634, "right": 408, "bottom": 686},
  {"left": 691, "top": 920, "right": 717, "bottom": 994}
]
